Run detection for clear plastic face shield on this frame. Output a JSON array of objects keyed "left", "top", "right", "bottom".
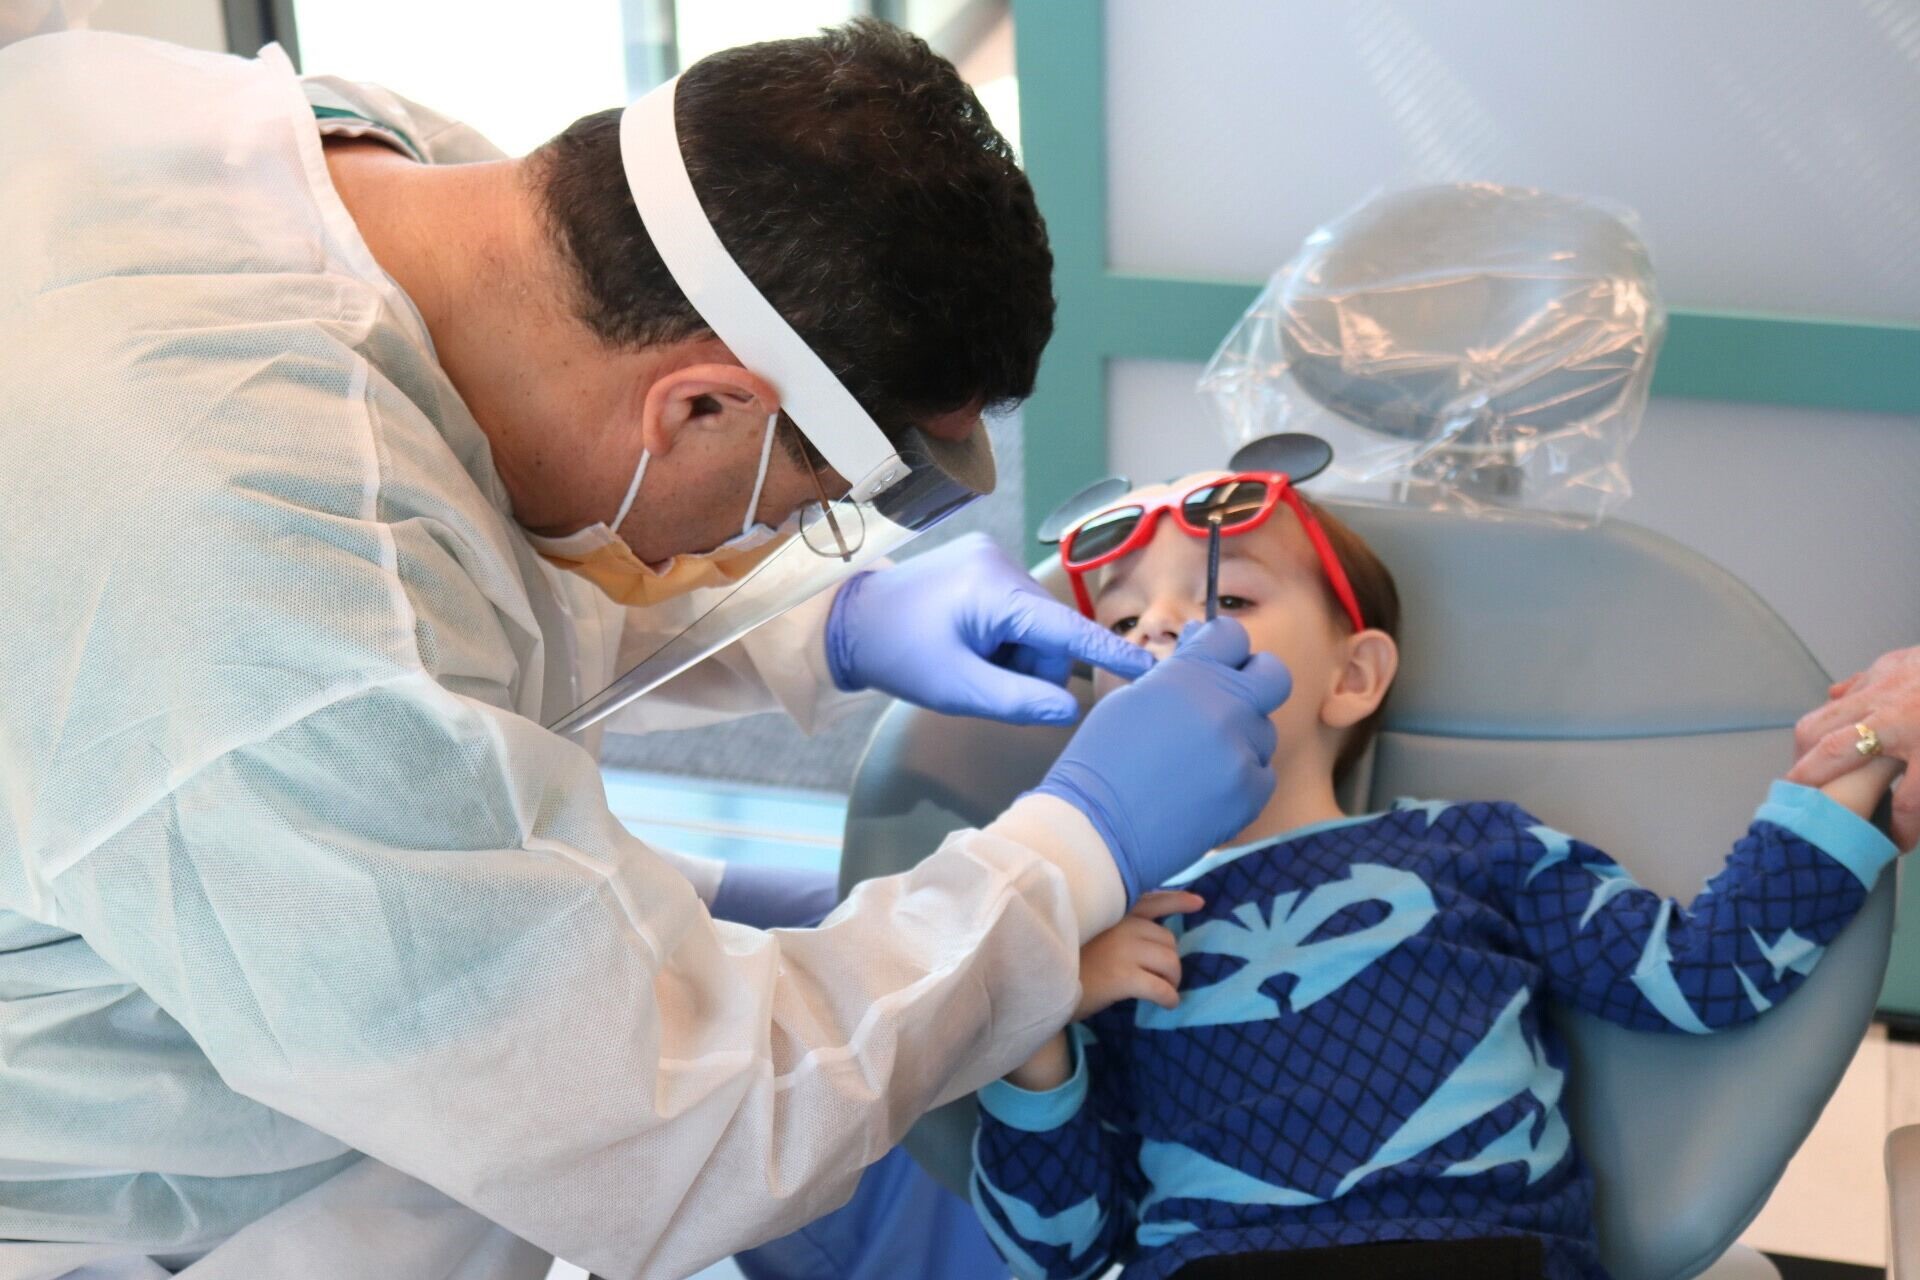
[{"left": 546, "top": 75, "right": 994, "bottom": 737}]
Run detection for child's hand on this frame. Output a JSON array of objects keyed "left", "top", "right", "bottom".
[
  {"left": 1074, "top": 890, "right": 1204, "bottom": 1022},
  {"left": 1820, "top": 753, "right": 1905, "bottom": 831},
  {"left": 1002, "top": 891, "right": 1204, "bottom": 1093}
]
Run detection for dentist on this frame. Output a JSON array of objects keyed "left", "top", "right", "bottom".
[{"left": 0, "top": 19, "right": 1289, "bottom": 1280}]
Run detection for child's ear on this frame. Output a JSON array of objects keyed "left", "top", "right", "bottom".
[{"left": 1322, "top": 630, "right": 1399, "bottom": 731}]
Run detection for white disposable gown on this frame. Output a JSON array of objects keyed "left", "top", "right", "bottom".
[{"left": 0, "top": 32, "right": 1123, "bottom": 1280}]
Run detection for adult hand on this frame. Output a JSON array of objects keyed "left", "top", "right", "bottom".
[
  {"left": 825, "top": 532, "right": 1155, "bottom": 724},
  {"left": 1789, "top": 644, "right": 1920, "bottom": 848},
  {"left": 1033, "top": 619, "right": 1292, "bottom": 900}
]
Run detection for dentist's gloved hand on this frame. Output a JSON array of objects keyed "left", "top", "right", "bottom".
[
  {"left": 1033, "top": 620, "right": 1291, "bottom": 901},
  {"left": 826, "top": 532, "right": 1155, "bottom": 725}
]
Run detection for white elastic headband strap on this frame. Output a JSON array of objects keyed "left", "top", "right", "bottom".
[{"left": 620, "top": 77, "right": 904, "bottom": 495}]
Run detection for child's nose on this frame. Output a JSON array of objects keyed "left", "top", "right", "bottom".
[{"left": 1135, "top": 597, "right": 1201, "bottom": 654}]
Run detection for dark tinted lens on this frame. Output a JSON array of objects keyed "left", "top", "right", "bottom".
[
  {"left": 1229, "top": 433, "right": 1333, "bottom": 482},
  {"left": 1066, "top": 505, "right": 1145, "bottom": 564},
  {"left": 1183, "top": 480, "right": 1270, "bottom": 528}
]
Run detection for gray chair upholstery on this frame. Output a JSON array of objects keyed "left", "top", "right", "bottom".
[{"left": 839, "top": 504, "right": 1894, "bottom": 1280}]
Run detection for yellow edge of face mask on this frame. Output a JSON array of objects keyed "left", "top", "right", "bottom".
[{"left": 540, "top": 534, "right": 790, "bottom": 608}]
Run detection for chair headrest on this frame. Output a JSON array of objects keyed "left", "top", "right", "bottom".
[
  {"left": 1280, "top": 185, "right": 1661, "bottom": 441},
  {"left": 1332, "top": 503, "right": 1825, "bottom": 737}
]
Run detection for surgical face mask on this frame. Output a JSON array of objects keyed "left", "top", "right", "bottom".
[{"left": 528, "top": 413, "right": 793, "bottom": 607}]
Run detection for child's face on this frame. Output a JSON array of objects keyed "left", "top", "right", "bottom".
[{"left": 1088, "top": 474, "right": 1366, "bottom": 763}]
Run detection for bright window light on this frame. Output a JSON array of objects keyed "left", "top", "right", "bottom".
[
  {"left": 293, "top": 0, "right": 627, "bottom": 157},
  {"left": 671, "top": 0, "right": 859, "bottom": 69},
  {"left": 291, "top": 2, "right": 1017, "bottom": 158}
]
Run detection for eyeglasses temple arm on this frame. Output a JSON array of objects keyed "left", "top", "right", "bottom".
[
  {"left": 1068, "top": 565, "right": 1097, "bottom": 619},
  {"left": 803, "top": 450, "right": 854, "bottom": 562},
  {"left": 1281, "top": 485, "right": 1366, "bottom": 633}
]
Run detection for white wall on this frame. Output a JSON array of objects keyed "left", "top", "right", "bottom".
[
  {"left": 88, "top": 0, "right": 226, "bottom": 52},
  {"left": 1100, "top": 1, "right": 1920, "bottom": 682},
  {"left": 1106, "top": 0, "right": 1920, "bottom": 323}
]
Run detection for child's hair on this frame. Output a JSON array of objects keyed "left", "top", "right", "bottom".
[{"left": 1301, "top": 498, "right": 1401, "bottom": 790}]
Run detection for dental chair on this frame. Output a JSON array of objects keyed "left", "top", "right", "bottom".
[{"left": 838, "top": 511, "right": 1896, "bottom": 1280}]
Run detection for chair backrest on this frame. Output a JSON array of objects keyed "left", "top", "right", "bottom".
[{"left": 839, "top": 505, "right": 1893, "bottom": 1280}]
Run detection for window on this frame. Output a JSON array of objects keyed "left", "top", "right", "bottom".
[
  {"left": 288, "top": 0, "right": 1015, "bottom": 157},
  {"left": 292, "top": 0, "right": 630, "bottom": 157}
]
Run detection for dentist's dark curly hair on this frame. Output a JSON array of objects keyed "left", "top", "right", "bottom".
[{"left": 532, "top": 18, "right": 1055, "bottom": 460}]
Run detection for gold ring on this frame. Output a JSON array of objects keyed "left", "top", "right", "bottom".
[{"left": 1855, "top": 723, "right": 1883, "bottom": 759}]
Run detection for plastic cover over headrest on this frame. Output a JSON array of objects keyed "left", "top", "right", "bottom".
[{"left": 1201, "top": 183, "right": 1666, "bottom": 524}]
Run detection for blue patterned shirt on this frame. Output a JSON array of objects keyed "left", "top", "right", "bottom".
[{"left": 971, "top": 786, "right": 1898, "bottom": 1280}]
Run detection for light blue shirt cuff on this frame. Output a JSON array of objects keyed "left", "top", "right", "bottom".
[
  {"left": 977, "top": 1029, "right": 1088, "bottom": 1133},
  {"left": 1755, "top": 780, "right": 1901, "bottom": 889}
]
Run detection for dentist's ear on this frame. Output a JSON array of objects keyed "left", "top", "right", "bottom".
[
  {"left": 640, "top": 364, "right": 781, "bottom": 458},
  {"left": 1322, "top": 630, "right": 1399, "bottom": 730}
]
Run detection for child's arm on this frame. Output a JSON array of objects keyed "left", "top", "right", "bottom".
[
  {"left": 971, "top": 892, "right": 1198, "bottom": 1279},
  {"left": 973, "top": 1028, "right": 1139, "bottom": 1280},
  {"left": 1497, "top": 759, "right": 1903, "bottom": 1034}
]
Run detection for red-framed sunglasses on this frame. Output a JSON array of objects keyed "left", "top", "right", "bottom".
[{"left": 1039, "top": 434, "right": 1366, "bottom": 633}]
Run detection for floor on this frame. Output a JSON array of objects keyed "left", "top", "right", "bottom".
[
  {"left": 1738, "top": 1022, "right": 1920, "bottom": 1269},
  {"left": 1771, "top": 1260, "right": 1883, "bottom": 1280},
  {"left": 599, "top": 768, "right": 846, "bottom": 874}
]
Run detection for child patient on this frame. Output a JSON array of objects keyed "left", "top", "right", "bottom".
[{"left": 971, "top": 448, "right": 1904, "bottom": 1280}]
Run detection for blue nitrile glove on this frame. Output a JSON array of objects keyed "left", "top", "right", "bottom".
[
  {"left": 826, "top": 531, "right": 1155, "bottom": 725},
  {"left": 710, "top": 863, "right": 841, "bottom": 930},
  {"left": 1032, "top": 619, "right": 1291, "bottom": 900}
]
